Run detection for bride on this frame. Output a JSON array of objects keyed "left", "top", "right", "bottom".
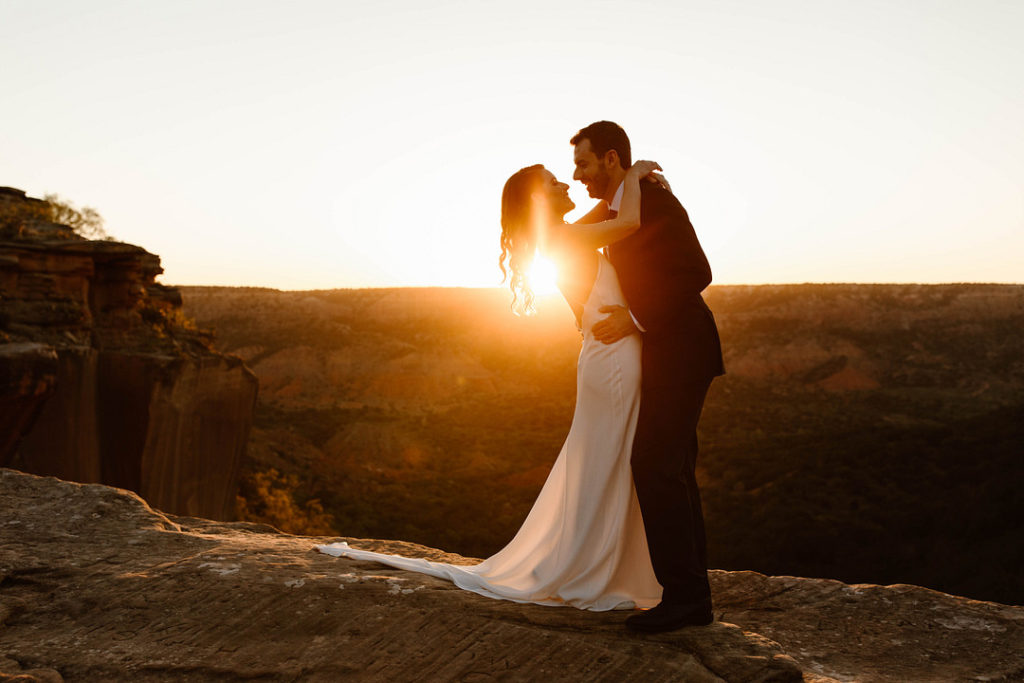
[{"left": 317, "top": 160, "right": 664, "bottom": 611}]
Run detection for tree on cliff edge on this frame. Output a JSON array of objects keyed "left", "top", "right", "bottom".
[
  {"left": 0, "top": 189, "right": 110, "bottom": 240},
  {"left": 44, "top": 194, "right": 109, "bottom": 240}
]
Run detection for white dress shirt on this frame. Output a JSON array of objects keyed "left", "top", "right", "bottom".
[{"left": 608, "top": 181, "right": 625, "bottom": 214}]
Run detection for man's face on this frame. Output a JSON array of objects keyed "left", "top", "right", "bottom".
[{"left": 573, "top": 138, "right": 612, "bottom": 200}]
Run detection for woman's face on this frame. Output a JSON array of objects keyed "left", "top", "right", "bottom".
[{"left": 535, "top": 168, "right": 575, "bottom": 217}]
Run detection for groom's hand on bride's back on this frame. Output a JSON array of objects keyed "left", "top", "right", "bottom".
[{"left": 593, "top": 305, "right": 639, "bottom": 344}]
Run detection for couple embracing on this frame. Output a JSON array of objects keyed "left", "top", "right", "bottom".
[{"left": 319, "top": 121, "right": 725, "bottom": 634}]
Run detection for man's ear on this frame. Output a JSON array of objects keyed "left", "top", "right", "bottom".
[{"left": 604, "top": 149, "right": 621, "bottom": 170}]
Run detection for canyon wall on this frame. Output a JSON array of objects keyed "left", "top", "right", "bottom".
[{"left": 0, "top": 187, "right": 257, "bottom": 519}]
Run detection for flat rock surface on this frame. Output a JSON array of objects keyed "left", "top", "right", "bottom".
[{"left": 1, "top": 469, "right": 1021, "bottom": 682}]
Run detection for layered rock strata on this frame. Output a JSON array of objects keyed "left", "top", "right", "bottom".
[
  {"left": 2, "top": 469, "right": 1022, "bottom": 682},
  {"left": 0, "top": 187, "right": 257, "bottom": 519}
]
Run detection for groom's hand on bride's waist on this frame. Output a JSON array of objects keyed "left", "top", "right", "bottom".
[{"left": 593, "top": 305, "right": 639, "bottom": 344}]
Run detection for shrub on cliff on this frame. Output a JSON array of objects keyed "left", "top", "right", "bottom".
[
  {"left": 235, "top": 468, "right": 337, "bottom": 536},
  {"left": 44, "top": 194, "right": 109, "bottom": 240},
  {"left": 0, "top": 190, "right": 110, "bottom": 240}
]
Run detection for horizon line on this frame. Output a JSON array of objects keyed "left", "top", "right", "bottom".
[{"left": 169, "top": 281, "right": 1024, "bottom": 292}]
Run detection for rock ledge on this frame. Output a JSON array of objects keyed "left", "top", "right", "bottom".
[{"left": 1, "top": 469, "right": 1021, "bottom": 682}]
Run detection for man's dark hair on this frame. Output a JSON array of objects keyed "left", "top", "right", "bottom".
[{"left": 570, "top": 120, "right": 632, "bottom": 168}]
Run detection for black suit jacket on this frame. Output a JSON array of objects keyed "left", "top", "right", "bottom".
[{"left": 608, "top": 182, "right": 725, "bottom": 386}]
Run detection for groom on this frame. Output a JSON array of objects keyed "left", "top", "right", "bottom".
[{"left": 570, "top": 121, "right": 725, "bottom": 632}]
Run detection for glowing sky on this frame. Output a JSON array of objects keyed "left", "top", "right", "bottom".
[{"left": 2, "top": 0, "right": 1021, "bottom": 288}]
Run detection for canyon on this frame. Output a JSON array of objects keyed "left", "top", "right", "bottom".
[
  {"left": 181, "top": 281, "right": 1024, "bottom": 606},
  {"left": 3, "top": 185, "right": 1021, "bottom": 679}
]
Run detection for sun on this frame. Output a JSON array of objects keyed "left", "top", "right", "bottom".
[{"left": 527, "top": 254, "right": 560, "bottom": 296}]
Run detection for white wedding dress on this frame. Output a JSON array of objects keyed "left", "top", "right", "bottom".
[{"left": 317, "top": 254, "right": 661, "bottom": 611}]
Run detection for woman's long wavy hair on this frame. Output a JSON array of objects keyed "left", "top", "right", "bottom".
[{"left": 499, "top": 164, "right": 546, "bottom": 316}]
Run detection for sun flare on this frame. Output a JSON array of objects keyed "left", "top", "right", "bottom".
[{"left": 527, "top": 254, "right": 560, "bottom": 297}]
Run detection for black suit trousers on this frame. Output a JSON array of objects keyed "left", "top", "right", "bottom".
[{"left": 631, "top": 371, "right": 713, "bottom": 607}]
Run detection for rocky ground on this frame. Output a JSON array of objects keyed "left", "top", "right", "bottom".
[{"left": 2, "top": 469, "right": 1021, "bottom": 682}]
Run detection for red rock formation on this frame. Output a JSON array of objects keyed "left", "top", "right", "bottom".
[
  {"left": 0, "top": 187, "right": 257, "bottom": 519},
  {"left": 0, "top": 342, "right": 58, "bottom": 462}
]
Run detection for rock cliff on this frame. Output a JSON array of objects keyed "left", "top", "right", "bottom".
[
  {"left": 1, "top": 468, "right": 1021, "bottom": 682},
  {"left": 0, "top": 187, "right": 257, "bottom": 519}
]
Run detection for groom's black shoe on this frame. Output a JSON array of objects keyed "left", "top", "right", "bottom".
[{"left": 625, "top": 599, "right": 713, "bottom": 633}]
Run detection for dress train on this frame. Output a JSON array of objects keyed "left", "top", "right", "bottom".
[{"left": 317, "top": 255, "right": 661, "bottom": 611}]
